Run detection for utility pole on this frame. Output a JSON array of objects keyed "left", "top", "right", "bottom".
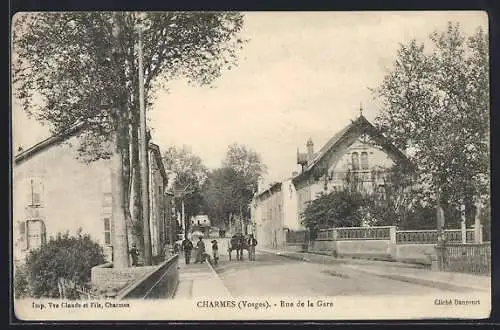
[
  {"left": 474, "top": 197, "right": 483, "bottom": 243},
  {"left": 182, "top": 200, "right": 186, "bottom": 237},
  {"left": 173, "top": 184, "right": 193, "bottom": 239},
  {"left": 111, "top": 12, "right": 129, "bottom": 269},
  {"left": 137, "top": 26, "right": 152, "bottom": 266}
]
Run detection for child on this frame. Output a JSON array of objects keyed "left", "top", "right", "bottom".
[{"left": 211, "top": 240, "right": 219, "bottom": 265}]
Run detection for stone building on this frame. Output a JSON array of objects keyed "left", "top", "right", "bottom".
[
  {"left": 252, "top": 114, "right": 410, "bottom": 248},
  {"left": 13, "top": 123, "right": 174, "bottom": 265}
]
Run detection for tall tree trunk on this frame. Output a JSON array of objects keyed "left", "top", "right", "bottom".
[
  {"left": 138, "top": 27, "right": 152, "bottom": 265},
  {"left": 131, "top": 116, "right": 144, "bottom": 252},
  {"left": 128, "top": 35, "right": 144, "bottom": 253},
  {"left": 122, "top": 116, "right": 136, "bottom": 250},
  {"left": 111, "top": 12, "right": 129, "bottom": 269}
]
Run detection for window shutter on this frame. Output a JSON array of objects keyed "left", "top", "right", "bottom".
[
  {"left": 41, "top": 221, "right": 47, "bottom": 245},
  {"left": 18, "top": 221, "right": 27, "bottom": 250},
  {"left": 18, "top": 221, "right": 26, "bottom": 235}
]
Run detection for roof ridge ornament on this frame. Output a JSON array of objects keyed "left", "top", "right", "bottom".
[{"left": 359, "top": 103, "right": 363, "bottom": 117}]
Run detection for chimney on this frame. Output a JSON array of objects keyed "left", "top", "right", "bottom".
[
  {"left": 257, "top": 176, "right": 264, "bottom": 193},
  {"left": 306, "top": 138, "right": 314, "bottom": 161}
]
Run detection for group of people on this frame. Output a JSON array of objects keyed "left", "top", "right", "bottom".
[
  {"left": 179, "top": 233, "right": 258, "bottom": 265},
  {"left": 129, "top": 233, "right": 258, "bottom": 267},
  {"left": 180, "top": 236, "right": 220, "bottom": 265}
]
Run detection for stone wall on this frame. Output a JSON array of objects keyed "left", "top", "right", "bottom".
[
  {"left": 310, "top": 239, "right": 394, "bottom": 259},
  {"left": 117, "top": 255, "right": 179, "bottom": 300},
  {"left": 395, "top": 244, "right": 437, "bottom": 265},
  {"left": 91, "top": 263, "right": 157, "bottom": 296}
]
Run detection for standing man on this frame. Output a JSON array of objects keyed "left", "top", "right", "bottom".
[
  {"left": 247, "top": 234, "right": 258, "bottom": 261},
  {"left": 129, "top": 244, "right": 140, "bottom": 267},
  {"left": 181, "top": 237, "right": 194, "bottom": 265},
  {"left": 195, "top": 236, "right": 206, "bottom": 263}
]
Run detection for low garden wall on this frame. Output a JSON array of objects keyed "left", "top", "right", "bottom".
[
  {"left": 290, "top": 226, "right": 484, "bottom": 266},
  {"left": 395, "top": 244, "right": 436, "bottom": 265},
  {"left": 309, "top": 226, "right": 395, "bottom": 259},
  {"left": 310, "top": 239, "right": 394, "bottom": 259},
  {"left": 91, "top": 262, "right": 157, "bottom": 298},
  {"left": 116, "top": 254, "right": 179, "bottom": 300}
]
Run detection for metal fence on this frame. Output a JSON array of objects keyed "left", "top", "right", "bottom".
[
  {"left": 436, "top": 243, "right": 490, "bottom": 276},
  {"left": 396, "top": 229, "right": 475, "bottom": 244},
  {"left": 286, "top": 230, "right": 309, "bottom": 245}
]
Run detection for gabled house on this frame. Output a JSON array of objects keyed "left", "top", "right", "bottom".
[
  {"left": 252, "top": 114, "right": 411, "bottom": 249},
  {"left": 13, "top": 126, "right": 174, "bottom": 265}
]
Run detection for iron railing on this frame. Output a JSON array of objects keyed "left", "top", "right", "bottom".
[
  {"left": 436, "top": 243, "right": 490, "bottom": 276},
  {"left": 317, "top": 226, "right": 392, "bottom": 241},
  {"left": 396, "top": 229, "right": 475, "bottom": 244},
  {"left": 286, "top": 230, "right": 309, "bottom": 245}
]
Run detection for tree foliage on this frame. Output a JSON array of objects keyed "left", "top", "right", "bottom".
[
  {"left": 302, "top": 162, "right": 440, "bottom": 233},
  {"left": 12, "top": 12, "right": 246, "bottom": 255},
  {"left": 13, "top": 12, "right": 245, "bottom": 152},
  {"left": 223, "top": 143, "right": 267, "bottom": 206},
  {"left": 22, "top": 232, "right": 105, "bottom": 299},
  {"left": 301, "top": 189, "right": 367, "bottom": 240},
  {"left": 204, "top": 166, "right": 247, "bottom": 228},
  {"left": 206, "top": 144, "right": 267, "bottom": 228},
  {"left": 162, "top": 145, "right": 209, "bottom": 225},
  {"left": 366, "top": 161, "right": 419, "bottom": 227},
  {"left": 222, "top": 143, "right": 267, "bottom": 186},
  {"left": 372, "top": 22, "right": 489, "bottom": 223}
]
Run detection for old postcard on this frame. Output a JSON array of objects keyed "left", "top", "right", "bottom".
[{"left": 11, "top": 11, "right": 491, "bottom": 321}]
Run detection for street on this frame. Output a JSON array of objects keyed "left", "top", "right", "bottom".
[{"left": 209, "top": 244, "right": 460, "bottom": 297}]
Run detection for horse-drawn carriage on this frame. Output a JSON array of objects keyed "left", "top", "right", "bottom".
[{"left": 227, "top": 233, "right": 249, "bottom": 261}]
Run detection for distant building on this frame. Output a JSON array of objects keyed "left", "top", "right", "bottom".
[
  {"left": 13, "top": 124, "right": 174, "bottom": 265},
  {"left": 252, "top": 114, "right": 411, "bottom": 248}
]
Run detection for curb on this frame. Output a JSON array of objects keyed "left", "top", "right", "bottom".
[
  {"left": 206, "top": 259, "right": 233, "bottom": 298},
  {"left": 261, "top": 248, "right": 489, "bottom": 292},
  {"left": 265, "top": 249, "right": 430, "bottom": 269},
  {"left": 344, "top": 265, "right": 490, "bottom": 292},
  {"left": 260, "top": 249, "right": 311, "bottom": 263}
]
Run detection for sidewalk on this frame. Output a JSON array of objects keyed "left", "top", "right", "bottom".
[
  {"left": 258, "top": 247, "right": 491, "bottom": 292},
  {"left": 173, "top": 256, "right": 232, "bottom": 299}
]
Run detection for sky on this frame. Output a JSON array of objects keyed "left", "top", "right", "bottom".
[{"left": 12, "top": 11, "right": 488, "bottom": 186}]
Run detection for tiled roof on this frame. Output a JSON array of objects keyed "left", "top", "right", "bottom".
[
  {"left": 293, "top": 115, "right": 410, "bottom": 183},
  {"left": 14, "top": 121, "right": 172, "bottom": 191}
]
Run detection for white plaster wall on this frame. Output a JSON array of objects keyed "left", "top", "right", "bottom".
[
  {"left": 13, "top": 137, "right": 112, "bottom": 261},
  {"left": 326, "top": 138, "right": 396, "bottom": 193}
]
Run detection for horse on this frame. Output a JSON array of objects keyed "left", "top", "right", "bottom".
[{"left": 227, "top": 234, "right": 249, "bottom": 261}]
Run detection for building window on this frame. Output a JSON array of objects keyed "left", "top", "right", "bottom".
[
  {"left": 103, "top": 193, "right": 112, "bottom": 207},
  {"left": 361, "top": 152, "right": 369, "bottom": 170},
  {"left": 351, "top": 152, "right": 359, "bottom": 170},
  {"left": 104, "top": 217, "right": 111, "bottom": 245},
  {"left": 28, "top": 177, "right": 43, "bottom": 207},
  {"left": 26, "top": 219, "right": 46, "bottom": 250},
  {"left": 18, "top": 221, "right": 26, "bottom": 236}
]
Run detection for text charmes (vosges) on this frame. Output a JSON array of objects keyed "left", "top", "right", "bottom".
[{"left": 434, "top": 298, "right": 480, "bottom": 306}]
